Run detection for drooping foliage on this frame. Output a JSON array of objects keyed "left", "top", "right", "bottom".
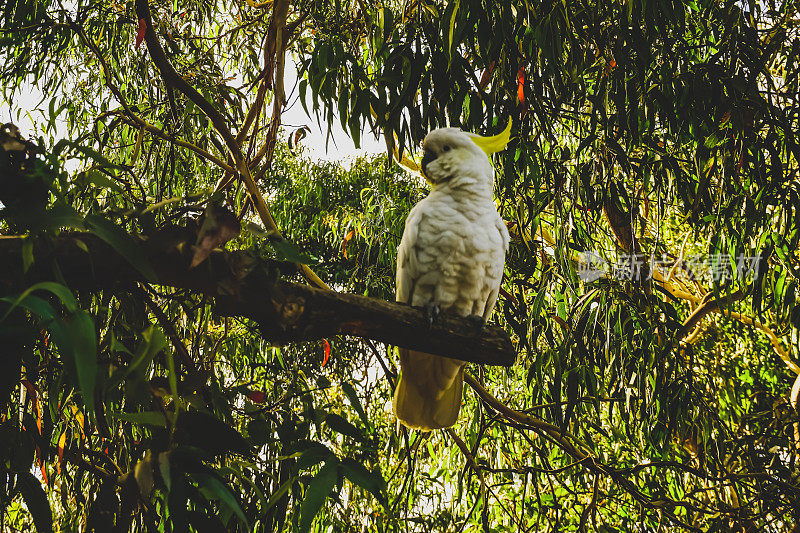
[{"left": 1, "top": 0, "right": 800, "bottom": 530}]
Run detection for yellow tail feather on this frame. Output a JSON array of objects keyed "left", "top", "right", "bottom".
[{"left": 392, "top": 348, "right": 465, "bottom": 430}]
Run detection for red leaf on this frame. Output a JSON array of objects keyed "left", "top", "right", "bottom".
[
  {"left": 135, "top": 18, "right": 147, "bottom": 49},
  {"left": 516, "top": 66, "right": 525, "bottom": 103},
  {"left": 604, "top": 58, "right": 617, "bottom": 77},
  {"left": 479, "top": 61, "right": 496, "bottom": 89},
  {"left": 288, "top": 126, "right": 310, "bottom": 151},
  {"left": 21, "top": 380, "right": 41, "bottom": 434},
  {"left": 322, "top": 339, "right": 331, "bottom": 367},
  {"left": 342, "top": 229, "right": 355, "bottom": 259},
  {"left": 21, "top": 378, "right": 36, "bottom": 398},
  {"left": 36, "top": 447, "right": 48, "bottom": 486},
  {"left": 246, "top": 390, "right": 266, "bottom": 403},
  {"left": 498, "top": 287, "right": 518, "bottom": 306},
  {"left": 552, "top": 315, "right": 570, "bottom": 331}
]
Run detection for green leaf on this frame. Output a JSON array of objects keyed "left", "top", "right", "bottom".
[
  {"left": 269, "top": 238, "right": 318, "bottom": 264},
  {"left": 50, "top": 311, "right": 97, "bottom": 413},
  {"left": 112, "top": 411, "right": 167, "bottom": 427},
  {"left": 165, "top": 349, "right": 179, "bottom": 424},
  {"left": 263, "top": 476, "right": 294, "bottom": 512},
  {"left": 158, "top": 451, "right": 172, "bottom": 491},
  {"left": 81, "top": 169, "right": 124, "bottom": 194},
  {"left": 530, "top": 284, "right": 547, "bottom": 320},
  {"left": 325, "top": 412, "right": 364, "bottom": 441},
  {"left": 341, "top": 381, "right": 369, "bottom": 427},
  {"left": 125, "top": 326, "right": 167, "bottom": 378},
  {"left": 563, "top": 367, "right": 579, "bottom": 430},
  {"left": 296, "top": 443, "right": 335, "bottom": 470},
  {"left": 447, "top": 0, "right": 459, "bottom": 64},
  {"left": 193, "top": 471, "right": 249, "bottom": 528},
  {"left": 84, "top": 214, "right": 158, "bottom": 282},
  {"left": 1, "top": 281, "right": 77, "bottom": 321},
  {"left": 16, "top": 472, "right": 54, "bottom": 533},
  {"left": 54, "top": 139, "right": 124, "bottom": 170},
  {"left": 299, "top": 460, "right": 338, "bottom": 533},
  {"left": 42, "top": 204, "right": 84, "bottom": 230},
  {"left": 1, "top": 294, "right": 56, "bottom": 322},
  {"left": 21, "top": 238, "right": 34, "bottom": 272},
  {"left": 175, "top": 410, "right": 252, "bottom": 456},
  {"left": 247, "top": 418, "right": 270, "bottom": 446},
  {"left": 341, "top": 458, "right": 386, "bottom": 504},
  {"left": 10, "top": 204, "right": 84, "bottom": 233},
  {"left": 0, "top": 326, "right": 25, "bottom": 419},
  {"left": 109, "top": 332, "right": 133, "bottom": 355}
]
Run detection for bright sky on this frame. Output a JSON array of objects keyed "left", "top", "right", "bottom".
[
  {"left": 280, "top": 60, "right": 385, "bottom": 162},
  {"left": 3, "top": 60, "right": 385, "bottom": 166}
]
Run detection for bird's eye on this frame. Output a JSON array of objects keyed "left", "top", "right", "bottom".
[{"left": 442, "top": 145, "right": 451, "bottom": 152}]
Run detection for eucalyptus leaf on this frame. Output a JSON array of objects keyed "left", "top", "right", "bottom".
[
  {"left": 17, "top": 472, "right": 54, "bottom": 533},
  {"left": 298, "top": 460, "right": 338, "bottom": 533}
]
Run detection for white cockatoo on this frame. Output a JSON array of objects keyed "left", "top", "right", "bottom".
[{"left": 392, "top": 122, "right": 511, "bottom": 430}]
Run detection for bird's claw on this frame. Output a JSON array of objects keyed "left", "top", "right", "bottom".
[
  {"left": 424, "top": 302, "right": 441, "bottom": 329},
  {"left": 466, "top": 314, "right": 486, "bottom": 332}
]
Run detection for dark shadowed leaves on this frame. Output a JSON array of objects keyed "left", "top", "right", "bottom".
[
  {"left": 17, "top": 471, "right": 53, "bottom": 533},
  {"left": 84, "top": 214, "right": 157, "bottom": 282},
  {"left": 49, "top": 311, "right": 97, "bottom": 413},
  {"left": 193, "top": 470, "right": 249, "bottom": 528},
  {"left": 324, "top": 412, "right": 364, "bottom": 442},
  {"left": 298, "top": 460, "right": 338, "bottom": 533},
  {"left": 341, "top": 458, "right": 386, "bottom": 504},
  {"left": 175, "top": 410, "right": 252, "bottom": 457}
]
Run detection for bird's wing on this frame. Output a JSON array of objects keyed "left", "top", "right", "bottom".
[
  {"left": 395, "top": 204, "right": 422, "bottom": 305},
  {"left": 393, "top": 200, "right": 466, "bottom": 430}
]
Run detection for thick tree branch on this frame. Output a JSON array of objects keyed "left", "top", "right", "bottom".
[
  {"left": 675, "top": 289, "right": 745, "bottom": 342},
  {"left": 0, "top": 230, "right": 515, "bottom": 367}
]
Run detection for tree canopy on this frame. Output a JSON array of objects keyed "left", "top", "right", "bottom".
[{"left": 1, "top": 0, "right": 800, "bottom": 531}]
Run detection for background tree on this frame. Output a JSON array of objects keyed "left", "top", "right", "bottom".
[{"left": 2, "top": 0, "right": 800, "bottom": 531}]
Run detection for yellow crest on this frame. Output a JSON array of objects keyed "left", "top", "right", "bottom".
[{"left": 468, "top": 117, "right": 513, "bottom": 156}]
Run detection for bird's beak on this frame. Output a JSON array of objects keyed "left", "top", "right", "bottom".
[{"left": 420, "top": 149, "right": 436, "bottom": 181}]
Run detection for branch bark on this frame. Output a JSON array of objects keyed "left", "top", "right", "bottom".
[
  {"left": 675, "top": 289, "right": 745, "bottom": 343},
  {"left": 0, "top": 229, "right": 515, "bottom": 367}
]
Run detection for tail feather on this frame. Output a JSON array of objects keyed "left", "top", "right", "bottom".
[{"left": 392, "top": 348, "right": 465, "bottom": 430}]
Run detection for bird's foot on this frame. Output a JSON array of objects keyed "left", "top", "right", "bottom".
[
  {"left": 424, "top": 302, "right": 441, "bottom": 329},
  {"left": 466, "top": 314, "right": 486, "bottom": 332}
]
